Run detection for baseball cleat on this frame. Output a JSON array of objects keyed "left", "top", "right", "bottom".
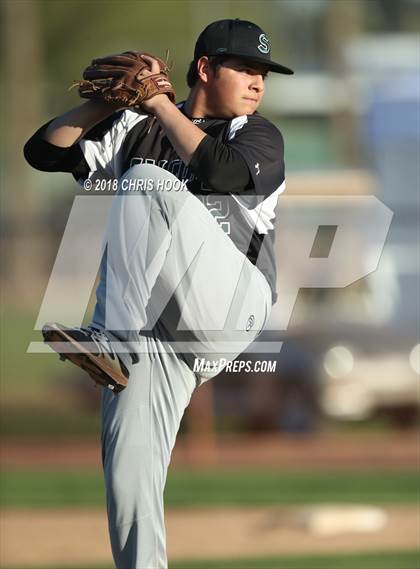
[{"left": 42, "top": 322, "right": 130, "bottom": 393}]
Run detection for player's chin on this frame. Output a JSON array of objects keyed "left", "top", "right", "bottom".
[
  {"left": 240, "top": 99, "right": 259, "bottom": 115},
  {"left": 223, "top": 101, "right": 259, "bottom": 118}
]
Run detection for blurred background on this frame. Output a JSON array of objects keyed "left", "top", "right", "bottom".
[{"left": 1, "top": 1, "right": 419, "bottom": 568}]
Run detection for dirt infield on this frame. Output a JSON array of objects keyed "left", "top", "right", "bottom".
[
  {"left": 1, "top": 505, "right": 419, "bottom": 567},
  {"left": 2, "top": 432, "right": 419, "bottom": 470}
]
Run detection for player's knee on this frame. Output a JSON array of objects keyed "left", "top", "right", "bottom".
[{"left": 105, "top": 447, "right": 155, "bottom": 515}]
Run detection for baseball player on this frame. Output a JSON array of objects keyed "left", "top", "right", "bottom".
[{"left": 24, "top": 19, "right": 293, "bottom": 569}]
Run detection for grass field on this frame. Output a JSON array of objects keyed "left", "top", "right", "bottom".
[
  {"left": 4, "top": 550, "right": 419, "bottom": 569},
  {"left": 1, "top": 468, "right": 418, "bottom": 508},
  {"left": 172, "top": 551, "right": 420, "bottom": 569}
]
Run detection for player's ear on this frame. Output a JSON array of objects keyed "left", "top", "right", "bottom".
[{"left": 197, "top": 56, "right": 211, "bottom": 84}]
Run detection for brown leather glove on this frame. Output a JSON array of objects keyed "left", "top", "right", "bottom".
[{"left": 74, "top": 51, "right": 175, "bottom": 108}]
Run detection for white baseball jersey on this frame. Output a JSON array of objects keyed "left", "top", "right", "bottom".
[{"left": 25, "top": 105, "right": 286, "bottom": 302}]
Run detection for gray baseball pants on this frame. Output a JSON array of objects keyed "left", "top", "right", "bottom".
[{"left": 91, "top": 164, "right": 272, "bottom": 568}]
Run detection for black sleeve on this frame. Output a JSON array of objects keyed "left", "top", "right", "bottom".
[
  {"left": 188, "top": 135, "right": 253, "bottom": 194},
  {"left": 227, "top": 114, "right": 285, "bottom": 197},
  {"left": 188, "top": 114, "right": 285, "bottom": 197},
  {"left": 23, "top": 121, "right": 85, "bottom": 173}
]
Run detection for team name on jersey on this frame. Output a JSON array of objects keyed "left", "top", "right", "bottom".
[{"left": 130, "top": 156, "right": 196, "bottom": 183}]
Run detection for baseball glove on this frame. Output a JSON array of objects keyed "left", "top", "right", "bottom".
[{"left": 74, "top": 51, "right": 175, "bottom": 108}]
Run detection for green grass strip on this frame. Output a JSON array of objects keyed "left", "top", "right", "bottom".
[
  {"left": 1, "top": 469, "right": 418, "bottom": 509},
  {"left": 171, "top": 550, "right": 420, "bottom": 569},
  {"left": 3, "top": 550, "right": 419, "bottom": 569}
]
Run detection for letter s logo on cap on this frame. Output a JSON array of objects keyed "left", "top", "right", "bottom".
[{"left": 257, "top": 33, "right": 270, "bottom": 54}]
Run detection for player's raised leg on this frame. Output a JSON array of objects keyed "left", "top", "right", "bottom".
[{"left": 100, "top": 163, "right": 271, "bottom": 376}]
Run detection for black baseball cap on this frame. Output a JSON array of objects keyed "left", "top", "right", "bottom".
[{"left": 194, "top": 19, "right": 294, "bottom": 75}]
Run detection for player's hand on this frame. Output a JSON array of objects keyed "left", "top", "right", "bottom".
[{"left": 139, "top": 54, "right": 173, "bottom": 113}]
